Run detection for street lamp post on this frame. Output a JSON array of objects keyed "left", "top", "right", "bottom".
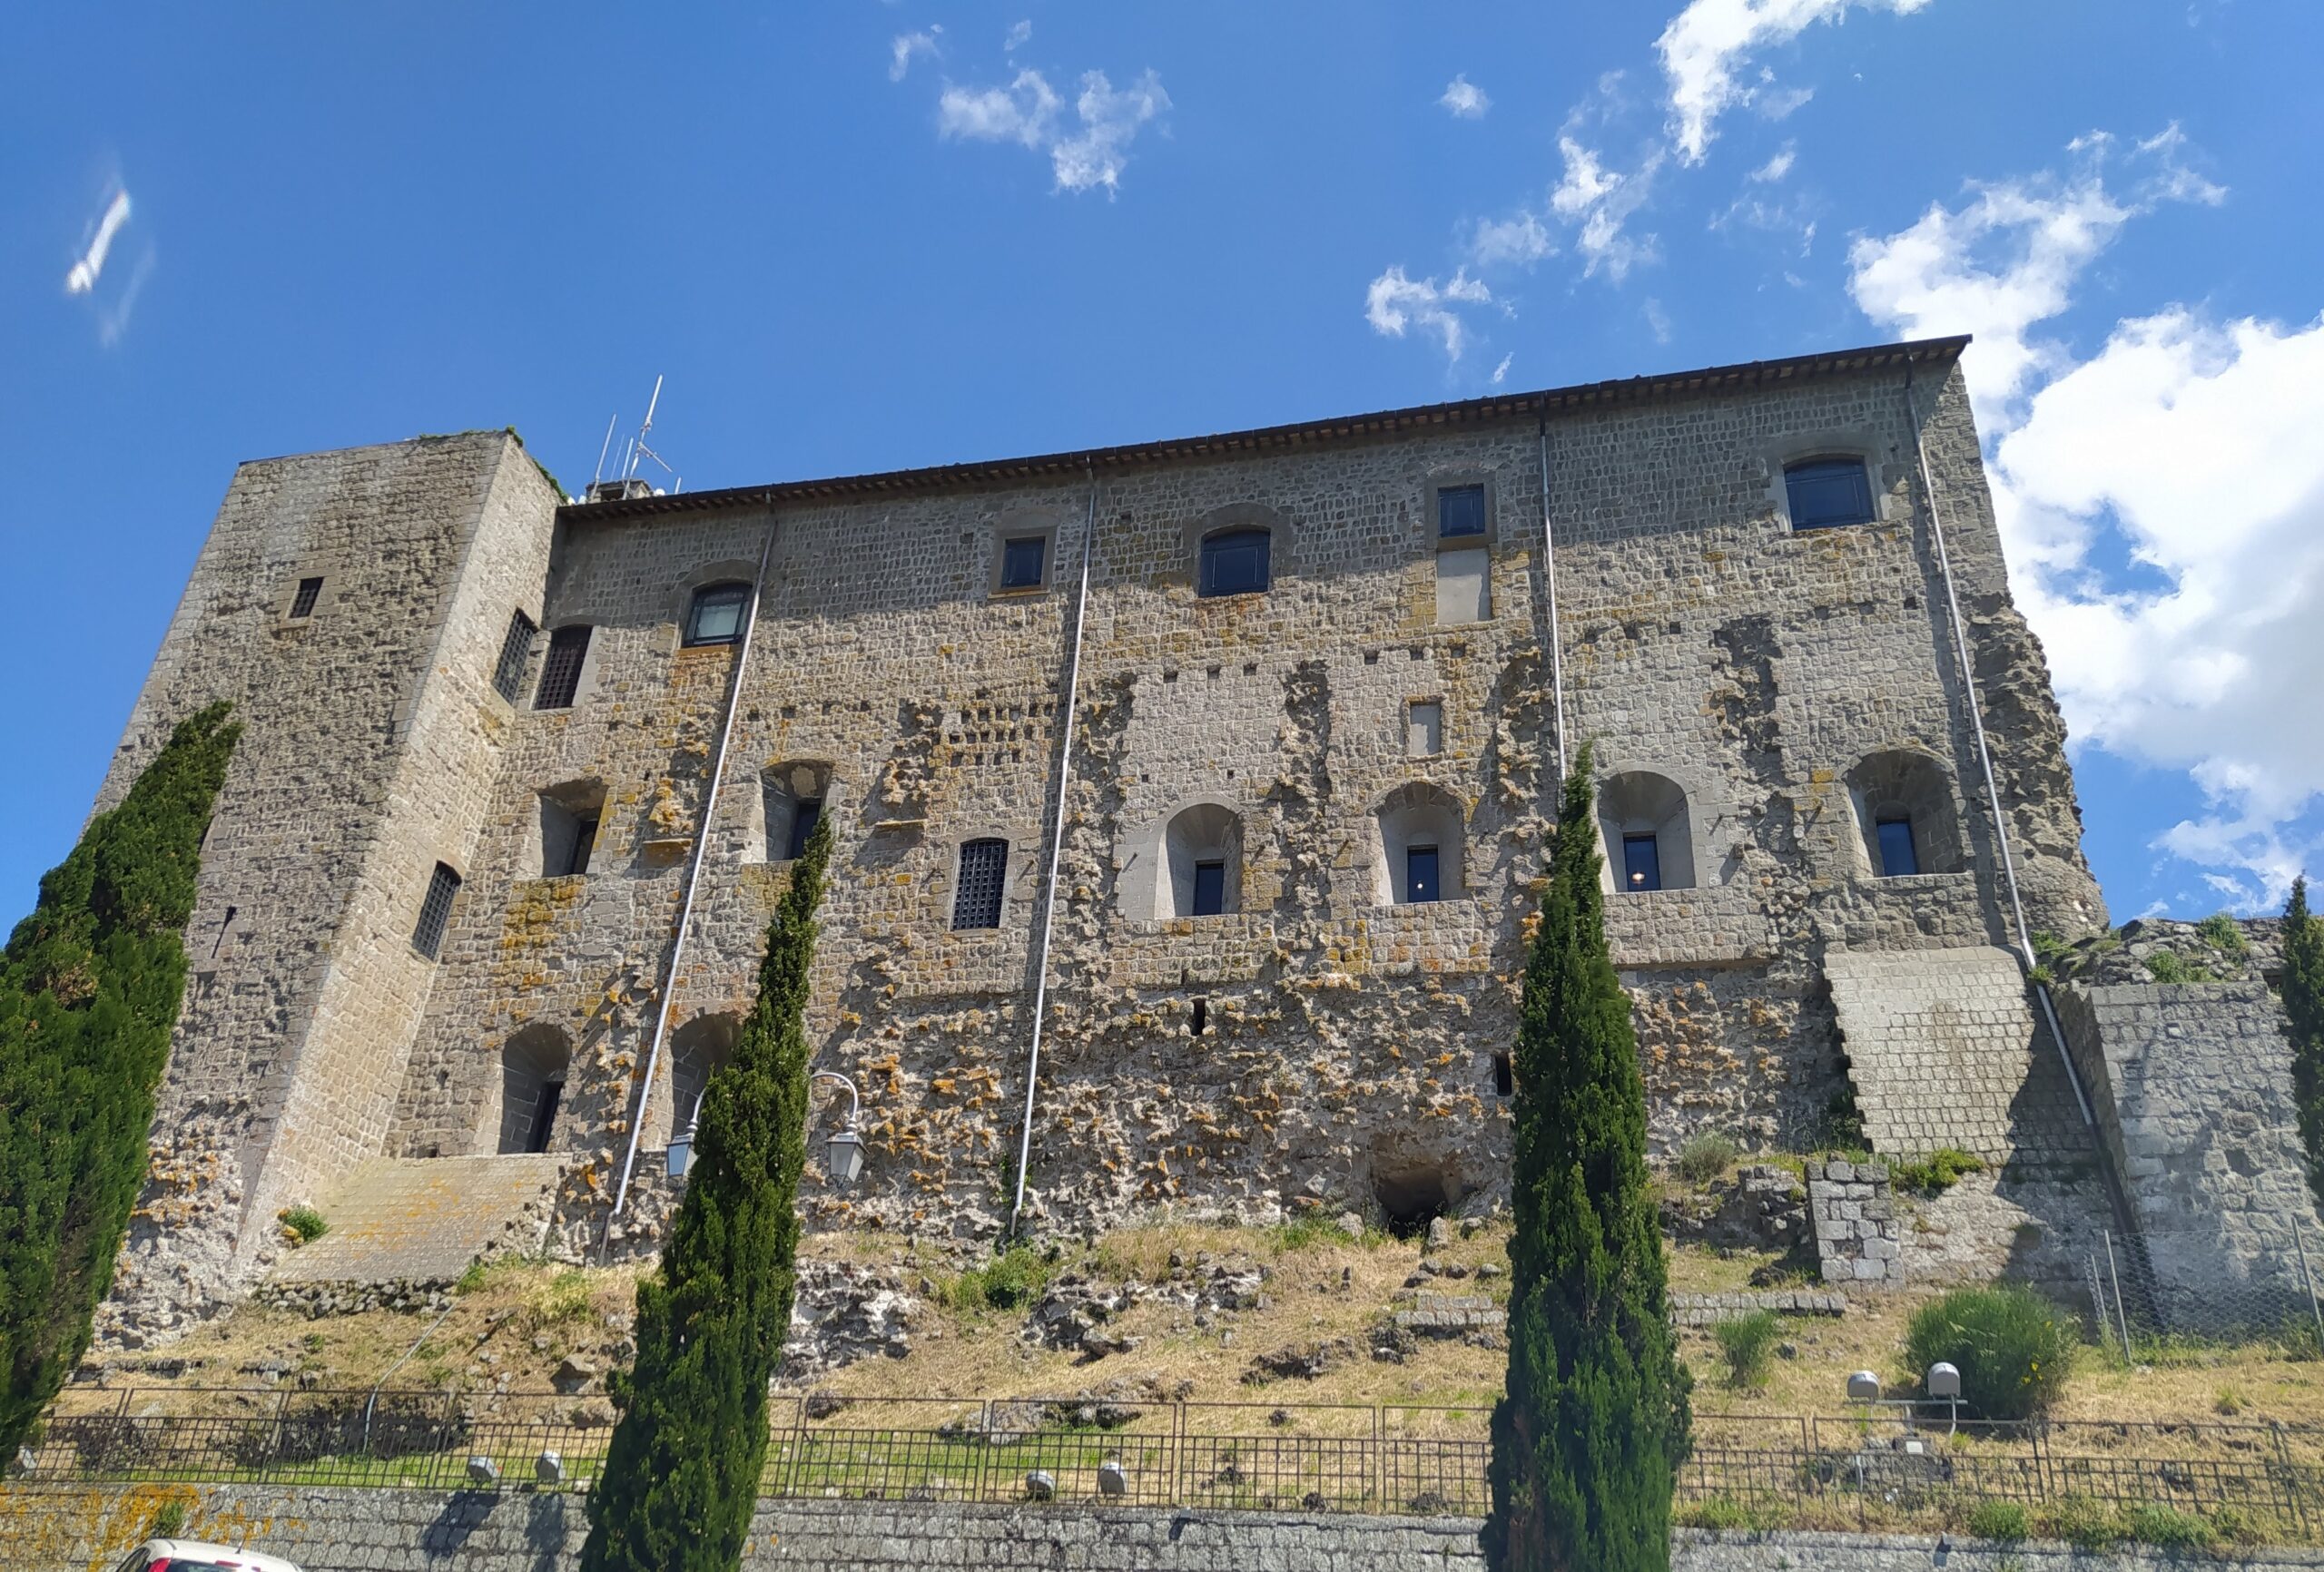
[{"left": 665, "top": 1068, "right": 868, "bottom": 1185}]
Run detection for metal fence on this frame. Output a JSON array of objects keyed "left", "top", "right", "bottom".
[
  {"left": 2089, "top": 1230, "right": 2324, "bottom": 1363},
  {"left": 23, "top": 1389, "right": 2324, "bottom": 1538}
]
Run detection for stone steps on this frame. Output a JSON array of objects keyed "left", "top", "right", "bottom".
[
  {"left": 267, "top": 1154, "right": 566, "bottom": 1289},
  {"left": 1669, "top": 1290, "right": 1847, "bottom": 1326}
]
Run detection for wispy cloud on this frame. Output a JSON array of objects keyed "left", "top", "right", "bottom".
[
  {"left": 1005, "top": 18, "right": 1031, "bottom": 51},
  {"left": 1748, "top": 142, "right": 1797, "bottom": 182},
  {"left": 889, "top": 27, "right": 940, "bottom": 83},
  {"left": 66, "top": 188, "right": 132, "bottom": 296},
  {"left": 66, "top": 182, "right": 153, "bottom": 347},
  {"left": 1440, "top": 74, "right": 1491, "bottom": 119},
  {"left": 1551, "top": 136, "right": 1662, "bottom": 280},
  {"left": 1491, "top": 352, "right": 1513, "bottom": 386},
  {"left": 1364, "top": 267, "right": 1493, "bottom": 362},
  {"left": 1655, "top": 0, "right": 1935, "bottom": 164},
  {"left": 926, "top": 40, "right": 1171, "bottom": 197}
]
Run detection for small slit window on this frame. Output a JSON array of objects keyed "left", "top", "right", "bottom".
[
  {"left": 684, "top": 582, "right": 751, "bottom": 647},
  {"left": 1000, "top": 535, "right": 1047, "bottom": 590},
  {"left": 492, "top": 611, "right": 537, "bottom": 702},
  {"left": 1785, "top": 458, "right": 1876, "bottom": 531},
  {"left": 1190, "top": 997, "right": 1208, "bottom": 1037},
  {"left": 412, "top": 862, "right": 461, "bottom": 959},
  {"left": 1437, "top": 484, "right": 1486, "bottom": 540},
  {"left": 289, "top": 576, "right": 324, "bottom": 619},
  {"left": 1492, "top": 1052, "right": 1513, "bottom": 1098},
  {"left": 1621, "top": 832, "right": 1663, "bottom": 893},
  {"left": 1406, "top": 845, "right": 1442, "bottom": 904},
  {"left": 535, "top": 625, "right": 591, "bottom": 710},
  {"left": 1876, "top": 818, "right": 1920, "bottom": 878},
  {"left": 1198, "top": 528, "right": 1271, "bottom": 598},
  {"left": 953, "top": 838, "right": 1008, "bottom": 930}
]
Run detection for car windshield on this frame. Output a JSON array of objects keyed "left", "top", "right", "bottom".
[{"left": 158, "top": 1560, "right": 242, "bottom": 1571}]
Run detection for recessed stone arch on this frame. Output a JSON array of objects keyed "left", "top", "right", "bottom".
[
  {"left": 1847, "top": 749, "right": 1965, "bottom": 877},
  {"left": 494, "top": 1024, "right": 570, "bottom": 1155},
  {"left": 1119, "top": 796, "right": 1246, "bottom": 919},
  {"left": 1371, "top": 781, "right": 1466, "bottom": 906},
  {"left": 653, "top": 1012, "right": 741, "bottom": 1148},
  {"left": 1599, "top": 769, "right": 1697, "bottom": 893}
]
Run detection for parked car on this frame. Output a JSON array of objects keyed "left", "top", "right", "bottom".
[{"left": 112, "top": 1541, "right": 304, "bottom": 1572}]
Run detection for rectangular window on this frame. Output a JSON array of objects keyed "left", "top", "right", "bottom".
[
  {"left": 1198, "top": 529, "right": 1271, "bottom": 597},
  {"left": 1493, "top": 1052, "right": 1514, "bottom": 1098},
  {"left": 534, "top": 625, "right": 590, "bottom": 710},
  {"left": 563, "top": 817, "right": 598, "bottom": 878},
  {"left": 1437, "top": 484, "right": 1487, "bottom": 539},
  {"left": 1622, "top": 832, "right": 1663, "bottom": 893},
  {"left": 786, "top": 799, "right": 823, "bottom": 860},
  {"left": 492, "top": 610, "right": 537, "bottom": 702},
  {"left": 289, "top": 576, "right": 324, "bottom": 619},
  {"left": 1000, "top": 535, "right": 1048, "bottom": 590},
  {"left": 1785, "top": 458, "right": 1876, "bottom": 530},
  {"left": 1405, "top": 845, "right": 1441, "bottom": 904},
  {"left": 412, "top": 862, "right": 461, "bottom": 958},
  {"left": 1876, "top": 818, "right": 1920, "bottom": 878},
  {"left": 952, "top": 838, "right": 1008, "bottom": 929},
  {"left": 1191, "top": 860, "right": 1226, "bottom": 917},
  {"left": 684, "top": 583, "right": 751, "bottom": 647}
]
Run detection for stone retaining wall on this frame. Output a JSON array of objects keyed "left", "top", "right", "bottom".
[{"left": 8, "top": 1484, "right": 2320, "bottom": 1572}]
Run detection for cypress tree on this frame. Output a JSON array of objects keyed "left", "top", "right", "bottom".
[
  {"left": 1485, "top": 744, "right": 1691, "bottom": 1572},
  {"left": 0, "top": 702, "right": 240, "bottom": 1456},
  {"left": 580, "top": 812, "right": 834, "bottom": 1572},
  {"left": 2283, "top": 878, "right": 2324, "bottom": 1220}
]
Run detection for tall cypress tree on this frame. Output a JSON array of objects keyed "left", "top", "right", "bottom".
[
  {"left": 580, "top": 812, "right": 833, "bottom": 1572},
  {"left": 0, "top": 702, "right": 240, "bottom": 1456},
  {"left": 2283, "top": 878, "right": 2324, "bottom": 1220},
  {"left": 1485, "top": 744, "right": 1691, "bottom": 1572}
]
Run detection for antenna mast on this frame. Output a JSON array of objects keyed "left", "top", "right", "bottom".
[{"left": 623, "top": 375, "right": 681, "bottom": 493}]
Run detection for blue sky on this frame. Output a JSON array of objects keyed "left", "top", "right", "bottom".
[{"left": 5, "top": 2, "right": 2319, "bottom": 925}]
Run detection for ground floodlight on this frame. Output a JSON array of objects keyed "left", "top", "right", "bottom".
[
  {"left": 468, "top": 1456, "right": 501, "bottom": 1485},
  {"left": 535, "top": 1449, "right": 565, "bottom": 1484},
  {"left": 1846, "top": 1371, "right": 1883, "bottom": 1402},
  {"left": 825, "top": 1127, "right": 866, "bottom": 1186},
  {"left": 1098, "top": 1458, "right": 1128, "bottom": 1496},
  {"left": 1025, "top": 1469, "right": 1057, "bottom": 1501},
  {"left": 1926, "top": 1361, "right": 1962, "bottom": 1399}
]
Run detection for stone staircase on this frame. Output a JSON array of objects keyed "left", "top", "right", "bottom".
[{"left": 267, "top": 1154, "right": 566, "bottom": 1292}]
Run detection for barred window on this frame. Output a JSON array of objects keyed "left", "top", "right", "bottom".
[
  {"left": 492, "top": 611, "right": 537, "bottom": 702},
  {"left": 534, "top": 625, "right": 591, "bottom": 710},
  {"left": 952, "top": 839, "right": 1008, "bottom": 930},
  {"left": 289, "top": 576, "right": 324, "bottom": 619},
  {"left": 412, "top": 862, "right": 461, "bottom": 959}
]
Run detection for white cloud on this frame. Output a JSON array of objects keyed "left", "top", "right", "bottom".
[
  {"left": 936, "top": 65, "right": 1169, "bottom": 194},
  {"left": 65, "top": 188, "right": 131, "bottom": 295},
  {"left": 1655, "top": 0, "right": 1934, "bottom": 164},
  {"left": 1005, "top": 18, "right": 1032, "bottom": 51},
  {"left": 890, "top": 27, "right": 940, "bottom": 82},
  {"left": 1364, "top": 266, "right": 1493, "bottom": 363},
  {"left": 1491, "top": 352, "right": 1513, "bottom": 386},
  {"left": 1551, "top": 137, "right": 1661, "bottom": 280},
  {"left": 1440, "top": 74, "right": 1491, "bottom": 119},
  {"left": 1644, "top": 297, "right": 1674, "bottom": 342},
  {"left": 1469, "top": 211, "right": 1556, "bottom": 268},
  {"left": 1748, "top": 143, "right": 1797, "bottom": 182}
]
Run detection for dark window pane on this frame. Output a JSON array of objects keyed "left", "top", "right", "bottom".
[
  {"left": 526, "top": 1081, "right": 563, "bottom": 1154},
  {"left": 1438, "top": 484, "right": 1486, "bottom": 539},
  {"left": 412, "top": 862, "right": 461, "bottom": 958},
  {"left": 535, "top": 624, "right": 591, "bottom": 709},
  {"left": 1785, "top": 458, "right": 1876, "bottom": 530},
  {"left": 1199, "top": 528, "right": 1271, "bottom": 597},
  {"left": 1000, "top": 535, "right": 1047, "bottom": 589},
  {"left": 786, "top": 799, "right": 822, "bottom": 860},
  {"left": 953, "top": 838, "right": 1008, "bottom": 929},
  {"left": 1876, "top": 818, "right": 1920, "bottom": 878},
  {"left": 1405, "top": 845, "right": 1441, "bottom": 904},
  {"left": 1192, "top": 860, "right": 1226, "bottom": 917},
  {"left": 565, "top": 817, "right": 598, "bottom": 878},
  {"left": 1493, "top": 1053, "right": 1513, "bottom": 1097},
  {"left": 1622, "top": 832, "right": 1663, "bottom": 893},
  {"left": 289, "top": 576, "right": 324, "bottom": 618},
  {"left": 684, "top": 583, "right": 751, "bottom": 646},
  {"left": 492, "top": 610, "right": 537, "bottom": 702}
]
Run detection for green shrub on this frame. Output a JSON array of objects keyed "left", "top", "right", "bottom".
[
  {"left": 2030, "top": 929, "right": 2067, "bottom": 964},
  {"left": 1712, "top": 1311, "right": 1780, "bottom": 1389},
  {"left": 1272, "top": 1213, "right": 1358, "bottom": 1253},
  {"left": 1681, "top": 1496, "right": 1775, "bottom": 1532},
  {"left": 147, "top": 1499, "right": 188, "bottom": 1538},
  {"left": 2195, "top": 913, "right": 2249, "bottom": 956},
  {"left": 1675, "top": 1133, "right": 1740, "bottom": 1186},
  {"left": 1808, "top": 1086, "right": 1868, "bottom": 1155},
  {"left": 2142, "top": 949, "right": 2215, "bottom": 985},
  {"left": 1903, "top": 1286, "right": 2075, "bottom": 1420},
  {"left": 528, "top": 1270, "right": 595, "bottom": 1327},
  {"left": 1964, "top": 1498, "right": 2029, "bottom": 1543},
  {"left": 2122, "top": 1503, "right": 2213, "bottom": 1549},
  {"left": 2042, "top": 1497, "right": 2115, "bottom": 1550},
  {"left": 278, "top": 1205, "right": 329, "bottom": 1244},
  {"left": 1888, "top": 1147, "right": 1985, "bottom": 1197},
  {"left": 950, "top": 1245, "right": 1053, "bottom": 1313}
]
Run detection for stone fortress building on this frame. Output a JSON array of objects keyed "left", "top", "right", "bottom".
[{"left": 83, "top": 334, "right": 2312, "bottom": 1341}]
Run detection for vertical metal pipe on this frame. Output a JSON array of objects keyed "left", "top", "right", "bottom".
[
  {"left": 606, "top": 516, "right": 780, "bottom": 1230},
  {"left": 1007, "top": 465, "right": 1100, "bottom": 1238},
  {"left": 1536, "top": 417, "right": 1569, "bottom": 776}
]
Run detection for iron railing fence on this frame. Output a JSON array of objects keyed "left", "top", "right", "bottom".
[{"left": 22, "top": 1390, "right": 2324, "bottom": 1536}]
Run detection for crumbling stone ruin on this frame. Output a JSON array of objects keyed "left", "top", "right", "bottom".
[{"left": 78, "top": 334, "right": 2314, "bottom": 1344}]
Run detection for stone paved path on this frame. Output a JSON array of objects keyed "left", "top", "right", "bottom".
[{"left": 269, "top": 1154, "right": 566, "bottom": 1285}]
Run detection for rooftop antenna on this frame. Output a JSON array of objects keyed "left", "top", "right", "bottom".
[
  {"left": 590, "top": 414, "right": 619, "bottom": 488},
  {"left": 621, "top": 375, "right": 682, "bottom": 493}
]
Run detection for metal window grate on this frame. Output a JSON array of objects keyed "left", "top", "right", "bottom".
[
  {"left": 289, "top": 576, "right": 324, "bottom": 618},
  {"left": 492, "top": 611, "right": 537, "bottom": 702},
  {"left": 534, "top": 625, "right": 590, "bottom": 710},
  {"left": 952, "top": 839, "right": 1008, "bottom": 930},
  {"left": 412, "top": 862, "right": 461, "bottom": 958}
]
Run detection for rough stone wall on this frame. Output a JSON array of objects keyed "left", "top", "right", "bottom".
[
  {"left": 10, "top": 1486, "right": 2324, "bottom": 1572},
  {"left": 2055, "top": 981, "right": 2323, "bottom": 1328},
  {"left": 85, "top": 432, "right": 559, "bottom": 1336}
]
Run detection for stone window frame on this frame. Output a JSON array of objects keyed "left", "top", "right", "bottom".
[
  {"left": 410, "top": 858, "right": 465, "bottom": 961},
  {"left": 274, "top": 560, "right": 341, "bottom": 626},
  {"left": 667, "top": 558, "right": 762, "bottom": 654},
  {"left": 1118, "top": 793, "right": 1248, "bottom": 921},
  {"left": 990, "top": 508, "right": 1063, "bottom": 598},
  {"left": 1368, "top": 778, "right": 1472, "bottom": 908},
  {"left": 1405, "top": 697, "right": 1445, "bottom": 758},
  {"left": 1423, "top": 469, "right": 1500, "bottom": 553},
  {"left": 1758, "top": 427, "right": 1901, "bottom": 534},
  {"left": 1590, "top": 754, "right": 1729, "bottom": 892},
  {"left": 758, "top": 759, "right": 836, "bottom": 864},
  {"left": 947, "top": 828, "right": 1018, "bottom": 931},
  {"left": 1844, "top": 745, "right": 1969, "bottom": 879},
  {"left": 1180, "top": 503, "right": 1290, "bottom": 597},
  {"left": 533, "top": 621, "right": 600, "bottom": 711}
]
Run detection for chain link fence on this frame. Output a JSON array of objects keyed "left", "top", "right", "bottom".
[{"left": 2088, "top": 1229, "right": 2324, "bottom": 1362}]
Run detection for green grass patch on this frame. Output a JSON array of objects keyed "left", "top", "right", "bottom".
[
  {"left": 1712, "top": 1311, "right": 1781, "bottom": 1389},
  {"left": 948, "top": 1244, "right": 1054, "bottom": 1313},
  {"left": 2195, "top": 913, "right": 2250, "bottom": 956},
  {"left": 1887, "top": 1147, "right": 1985, "bottom": 1197},
  {"left": 1963, "top": 1498, "right": 2028, "bottom": 1543},
  {"left": 2143, "top": 950, "right": 2216, "bottom": 985},
  {"left": 278, "top": 1205, "right": 329, "bottom": 1244}
]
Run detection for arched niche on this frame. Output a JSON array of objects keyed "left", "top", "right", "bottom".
[
  {"left": 1118, "top": 798, "right": 1245, "bottom": 920},
  {"left": 1599, "top": 770, "right": 1697, "bottom": 893},
  {"left": 654, "top": 1012, "right": 741, "bottom": 1147},
  {"left": 1847, "top": 749, "right": 1964, "bottom": 877},
  {"left": 1372, "top": 782, "right": 1466, "bottom": 906},
  {"left": 494, "top": 1025, "right": 570, "bottom": 1155}
]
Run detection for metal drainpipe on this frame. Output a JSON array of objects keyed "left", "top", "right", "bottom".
[
  {"left": 604, "top": 516, "right": 782, "bottom": 1236},
  {"left": 1536, "top": 416, "right": 1570, "bottom": 776},
  {"left": 1902, "top": 357, "right": 2093, "bottom": 1127},
  {"left": 1007, "top": 464, "right": 1099, "bottom": 1239}
]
